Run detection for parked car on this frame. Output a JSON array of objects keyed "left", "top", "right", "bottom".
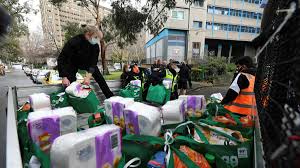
[
  {"left": 31, "top": 69, "right": 40, "bottom": 83},
  {"left": 12, "top": 64, "right": 22, "bottom": 70},
  {"left": 36, "top": 70, "right": 50, "bottom": 84},
  {"left": 23, "top": 67, "right": 31, "bottom": 76},
  {"left": 113, "top": 63, "right": 122, "bottom": 70},
  {"left": 43, "top": 70, "right": 84, "bottom": 85}
]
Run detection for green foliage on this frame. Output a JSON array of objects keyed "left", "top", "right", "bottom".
[
  {"left": 104, "top": 71, "right": 122, "bottom": 80},
  {"left": 0, "top": 38, "right": 22, "bottom": 62},
  {"left": 226, "top": 63, "right": 236, "bottom": 72},
  {"left": 49, "top": 0, "right": 67, "bottom": 8},
  {"left": 62, "top": 22, "right": 84, "bottom": 43},
  {"left": 0, "top": 0, "right": 32, "bottom": 62},
  {"left": 206, "top": 57, "right": 227, "bottom": 76},
  {"left": 191, "top": 57, "right": 233, "bottom": 82}
]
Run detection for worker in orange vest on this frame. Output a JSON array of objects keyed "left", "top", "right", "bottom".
[{"left": 221, "top": 56, "right": 257, "bottom": 116}]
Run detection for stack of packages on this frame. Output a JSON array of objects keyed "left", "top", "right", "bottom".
[
  {"left": 16, "top": 82, "right": 121, "bottom": 168},
  {"left": 17, "top": 81, "right": 254, "bottom": 168}
]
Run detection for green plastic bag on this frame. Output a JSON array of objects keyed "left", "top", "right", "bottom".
[
  {"left": 16, "top": 103, "right": 34, "bottom": 166},
  {"left": 50, "top": 91, "right": 69, "bottom": 108},
  {"left": 146, "top": 84, "right": 167, "bottom": 105},
  {"left": 87, "top": 108, "right": 106, "bottom": 128},
  {"left": 67, "top": 90, "right": 100, "bottom": 114},
  {"left": 119, "top": 84, "right": 141, "bottom": 101},
  {"left": 119, "top": 134, "right": 232, "bottom": 168}
]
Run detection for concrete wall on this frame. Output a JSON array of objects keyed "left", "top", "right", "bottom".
[
  {"left": 187, "top": 1, "right": 207, "bottom": 61},
  {"left": 208, "top": 0, "right": 264, "bottom": 13},
  {"left": 166, "top": 8, "right": 189, "bottom": 30}
]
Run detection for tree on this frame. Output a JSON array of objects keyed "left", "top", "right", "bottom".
[
  {"left": 20, "top": 29, "right": 59, "bottom": 64},
  {"left": 0, "top": 0, "right": 33, "bottom": 63},
  {"left": 49, "top": 0, "right": 115, "bottom": 74},
  {"left": 62, "top": 22, "right": 84, "bottom": 42}
]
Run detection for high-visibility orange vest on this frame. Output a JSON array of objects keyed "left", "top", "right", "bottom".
[{"left": 224, "top": 73, "right": 257, "bottom": 116}]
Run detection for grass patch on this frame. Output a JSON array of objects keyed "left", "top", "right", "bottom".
[
  {"left": 78, "top": 70, "right": 122, "bottom": 80},
  {"left": 104, "top": 71, "right": 122, "bottom": 80}
]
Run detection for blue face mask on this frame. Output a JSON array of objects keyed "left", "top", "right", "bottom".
[{"left": 88, "top": 37, "right": 98, "bottom": 45}]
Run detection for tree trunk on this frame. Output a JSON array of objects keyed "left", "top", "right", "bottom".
[{"left": 100, "top": 40, "right": 109, "bottom": 75}]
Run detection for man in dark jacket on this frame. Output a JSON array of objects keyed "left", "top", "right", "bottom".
[
  {"left": 178, "top": 62, "right": 190, "bottom": 95},
  {"left": 57, "top": 26, "right": 113, "bottom": 98}
]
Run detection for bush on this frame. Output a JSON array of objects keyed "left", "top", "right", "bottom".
[
  {"left": 191, "top": 57, "right": 233, "bottom": 82},
  {"left": 226, "top": 63, "right": 236, "bottom": 72}
]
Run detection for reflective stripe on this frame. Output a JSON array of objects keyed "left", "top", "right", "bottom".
[
  {"left": 227, "top": 102, "right": 257, "bottom": 109},
  {"left": 240, "top": 91, "right": 255, "bottom": 95}
]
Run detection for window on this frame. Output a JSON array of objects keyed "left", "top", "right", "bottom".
[
  {"left": 194, "top": 0, "right": 204, "bottom": 7},
  {"left": 193, "top": 21, "right": 202, "bottom": 29},
  {"left": 192, "top": 42, "right": 201, "bottom": 58},
  {"left": 172, "top": 11, "right": 184, "bottom": 20}
]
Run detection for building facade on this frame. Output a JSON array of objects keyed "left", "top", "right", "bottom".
[
  {"left": 40, "top": 0, "right": 111, "bottom": 48},
  {"left": 145, "top": 0, "right": 264, "bottom": 63}
]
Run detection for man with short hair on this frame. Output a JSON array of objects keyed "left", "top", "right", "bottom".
[
  {"left": 221, "top": 56, "right": 257, "bottom": 115},
  {"left": 57, "top": 26, "right": 114, "bottom": 98}
]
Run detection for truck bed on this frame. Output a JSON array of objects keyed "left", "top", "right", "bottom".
[{"left": 6, "top": 81, "right": 265, "bottom": 168}]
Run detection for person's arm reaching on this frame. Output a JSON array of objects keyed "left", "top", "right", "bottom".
[
  {"left": 221, "top": 74, "right": 249, "bottom": 104},
  {"left": 84, "top": 45, "right": 100, "bottom": 85}
]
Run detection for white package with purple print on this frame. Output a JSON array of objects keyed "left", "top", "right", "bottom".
[
  {"left": 124, "top": 102, "right": 161, "bottom": 136},
  {"left": 161, "top": 99, "right": 186, "bottom": 125},
  {"left": 179, "top": 95, "right": 206, "bottom": 117},
  {"left": 27, "top": 107, "right": 77, "bottom": 153},
  {"left": 51, "top": 125, "right": 122, "bottom": 168},
  {"left": 104, "top": 96, "right": 134, "bottom": 130}
]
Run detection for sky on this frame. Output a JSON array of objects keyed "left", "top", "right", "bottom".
[{"left": 20, "top": 0, "right": 42, "bottom": 33}]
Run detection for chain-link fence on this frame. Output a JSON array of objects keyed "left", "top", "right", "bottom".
[{"left": 254, "top": 0, "right": 300, "bottom": 167}]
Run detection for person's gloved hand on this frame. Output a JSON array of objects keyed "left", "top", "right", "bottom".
[
  {"left": 83, "top": 72, "right": 92, "bottom": 85},
  {"left": 83, "top": 76, "right": 91, "bottom": 85},
  {"left": 62, "top": 77, "right": 70, "bottom": 87}
]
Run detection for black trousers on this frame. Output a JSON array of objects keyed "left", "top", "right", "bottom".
[{"left": 68, "top": 67, "right": 114, "bottom": 98}]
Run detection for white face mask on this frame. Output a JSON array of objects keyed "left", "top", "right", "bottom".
[
  {"left": 88, "top": 37, "right": 98, "bottom": 45},
  {"left": 175, "top": 68, "right": 180, "bottom": 73}
]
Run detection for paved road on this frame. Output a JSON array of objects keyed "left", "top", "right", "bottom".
[{"left": 0, "top": 70, "right": 33, "bottom": 168}]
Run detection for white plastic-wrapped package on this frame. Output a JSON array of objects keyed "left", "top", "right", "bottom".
[
  {"left": 51, "top": 125, "right": 122, "bottom": 168},
  {"left": 65, "top": 82, "right": 90, "bottom": 98},
  {"left": 104, "top": 96, "right": 134, "bottom": 129},
  {"left": 163, "top": 80, "right": 173, "bottom": 89},
  {"left": 130, "top": 80, "right": 141, "bottom": 87},
  {"left": 124, "top": 102, "right": 161, "bottom": 136},
  {"left": 27, "top": 107, "right": 77, "bottom": 153},
  {"left": 179, "top": 95, "right": 206, "bottom": 117},
  {"left": 210, "top": 93, "right": 223, "bottom": 102},
  {"left": 29, "top": 93, "right": 51, "bottom": 111},
  {"left": 161, "top": 99, "right": 185, "bottom": 125}
]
